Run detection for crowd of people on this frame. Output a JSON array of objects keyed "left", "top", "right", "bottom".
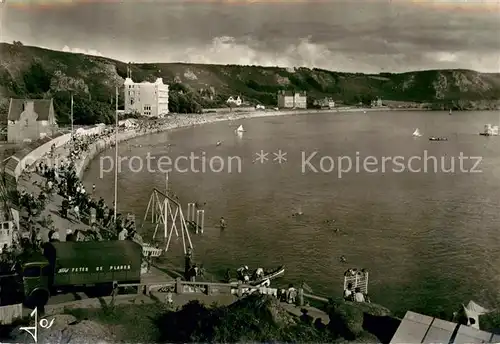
[{"left": 12, "top": 129, "right": 146, "bottom": 254}]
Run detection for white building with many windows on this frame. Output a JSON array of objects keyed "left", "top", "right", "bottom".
[{"left": 124, "top": 77, "right": 169, "bottom": 117}]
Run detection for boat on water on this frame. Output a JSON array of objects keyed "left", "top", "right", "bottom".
[
  {"left": 249, "top": 265, "right": 285, "bottom": 285},
  {"left": 452, "top": 300, "right": 491, "bottom": 330},
  {"left": 480, "top": 124, "right": 498, "bottom": 136},
  {"left": 429, "top": 137, "right": 448, "bottom": 141},
  {"left": 236, "top": 125, "right": 245, "bottom": 132},
  {"left": 231, "top": 265, "right": 285, "bottom": 285},
  {"left": 412, "top": 128, "right": 422, "bottom": 137},
  {"left": 449, "top": 109, "right": 452, "bottom": 115}
]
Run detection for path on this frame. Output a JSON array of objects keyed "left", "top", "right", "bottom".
[
  {"left": 18, "top": 146, "right": 91, "bottom": 242},
  {"left": 280, "top": 302, "right": 330, "bottom": 325}
]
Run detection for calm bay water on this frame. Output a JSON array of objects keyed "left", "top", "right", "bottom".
[{"left": 84, "top": 111, "right": 500, "bottom": 317}]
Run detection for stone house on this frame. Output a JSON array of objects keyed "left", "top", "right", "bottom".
[
  {"left": 277, "top": 91, "right": 307, "bottom": 109},
  {"left": 7, "top": 98, "right": 58, "bottom": 143}
]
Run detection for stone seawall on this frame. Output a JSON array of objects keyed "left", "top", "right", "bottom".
[{"left": 74, "top": 129, "right": 154, "bottom": 179}]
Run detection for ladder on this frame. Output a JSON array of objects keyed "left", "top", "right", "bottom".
[{"left": 343, "top": 269, "right": 369, "bottom": 294}]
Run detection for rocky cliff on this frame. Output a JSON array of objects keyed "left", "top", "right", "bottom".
[{"left": 1, "top": 43, "right": 499, "bottom": 124}]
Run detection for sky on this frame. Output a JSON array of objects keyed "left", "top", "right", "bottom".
[{"left": 1, "top": 0, "right": 499, "bottom": 73}]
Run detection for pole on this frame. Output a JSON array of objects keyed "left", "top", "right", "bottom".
[
  {"left": 165, "top": 171, "right": 169, "bottom": 194},
  {"left": 70, "top": 93, "right": 74, "bottom": 140},
  {"left": 114, "top": 86, "right": 118, "bottom": 222}
]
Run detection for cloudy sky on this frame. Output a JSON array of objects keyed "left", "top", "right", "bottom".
[{"left": 1, "top": 0, "right": 499, "bottom": 73}]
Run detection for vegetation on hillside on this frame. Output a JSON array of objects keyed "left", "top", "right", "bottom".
[
  {"left": 1, "top": 43, "right": 499, "bottom": 125},
  {"left": 39, "top": 294, "right": 401, "bottom": 343}
]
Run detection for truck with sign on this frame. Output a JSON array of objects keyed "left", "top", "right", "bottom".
[{"left": 1, "top": 240, "right": 142, "bottom": 308}]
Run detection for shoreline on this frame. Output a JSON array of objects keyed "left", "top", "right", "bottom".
[
  {"left": 75, "top": 108, "right": 372, "bottom": 178},
  {"left": 76, "top": 106, "right": 438, "bottom": 177}
]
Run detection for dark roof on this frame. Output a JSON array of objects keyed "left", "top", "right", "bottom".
[
  {"left": 278, "top": 90, "right": 294, "bottom": 96},
  {"left": 3, "top": 132, "right": 65, "bottom": 177},
  {"left": 278, "top": 90, "right": 307, "bottom": 96},
  {"left": 8, "top": 98, "right": 53, "bottom": 121},
  {"left": 44, "top": 240, "right": 142, "bottom": 270}
]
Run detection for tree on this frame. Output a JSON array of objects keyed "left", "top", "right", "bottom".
[
  {"left": 23, "top": 63, "right": 51, "bottom": 95},
  {"left": 169, "top": 91, "right": 202, "bottom": 114}
]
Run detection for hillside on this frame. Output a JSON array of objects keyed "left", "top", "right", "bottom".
[{"left": 1, "top": 42, "right": 500, "bottom": 125}]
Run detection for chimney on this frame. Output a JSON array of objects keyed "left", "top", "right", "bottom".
[{"left": 24, "top": 100, "right": 34, "bottom": 113}]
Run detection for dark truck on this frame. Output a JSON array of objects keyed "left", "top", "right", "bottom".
[{"left": 5, "top": 240, "right": 142, "bottom": 308}]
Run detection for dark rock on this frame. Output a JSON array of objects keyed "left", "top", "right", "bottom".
[{"left": 327, "top": 300, "right": 394, "bottom": 341}]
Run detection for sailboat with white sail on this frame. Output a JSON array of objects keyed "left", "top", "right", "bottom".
[
  {"left": 236, "top": 125, "right": 245, "bottom": 132},
  {"left": 412, "top": 128, "right": 422, "bottom": 137}
]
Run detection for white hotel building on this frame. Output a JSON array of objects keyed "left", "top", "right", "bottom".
[{"left": 124, "top": 77, "right": 169, "bottom": 117}]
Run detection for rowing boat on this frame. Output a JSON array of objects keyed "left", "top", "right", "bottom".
[{"left": 250, "top": 265, "right": 285, "bottom": 285}]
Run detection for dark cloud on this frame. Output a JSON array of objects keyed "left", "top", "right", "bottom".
[{"left": 2, "top": 0, "right": 499, "bottom": 72}]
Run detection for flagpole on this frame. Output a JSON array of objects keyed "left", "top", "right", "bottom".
[
  {"left": 70, "top": 93, "right": 74, "bottom": 140},
  {"left": 114, "top": 86, "right": 118, "bottom": 223}
]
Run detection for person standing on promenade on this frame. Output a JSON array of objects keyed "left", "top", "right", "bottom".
[{"left": 184, "top": 247, "right": 194, "bottom": 280}]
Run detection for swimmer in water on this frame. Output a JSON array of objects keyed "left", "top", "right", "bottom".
[{"left": 340, "top": 255, "right": 347, "bottom": 263}]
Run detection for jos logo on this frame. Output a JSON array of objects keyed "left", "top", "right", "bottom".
[{"left": 19, "top": 307, "right": 55, "bottom": 343}]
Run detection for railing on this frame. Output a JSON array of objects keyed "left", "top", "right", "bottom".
[
  {"left": 303, "top": 292, "right": 329, "bottom": 303},
  {"left": 118, "top": 276, "right": 332, "bottom": 309},
  {"left": 142, "top": 244, "right": 163, "bottom": 257},
  {"left": 119, "top": 277, "right": 278, "bottom": 298}
]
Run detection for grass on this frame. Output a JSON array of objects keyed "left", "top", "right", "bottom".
[
  {"left": 45, "top": 294, "right": 404, "bottom": 343},
  {"left": 63, "top": 302, "right": 166, "bottom": 342}
]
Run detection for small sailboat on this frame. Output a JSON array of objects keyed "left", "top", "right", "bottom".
[
  {"left": 236, "top": 125, "right": 245, "bottom": 132},
  {"left": 449, "top": 109, "right": 452, "bottom": 115},
  {"left": 412, "top": 128, "right": 422, "bottom": 137}
]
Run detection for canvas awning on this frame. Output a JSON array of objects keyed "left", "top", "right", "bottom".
[{"left": 390, "top": 311, "right": 500, "bottom": 344}]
